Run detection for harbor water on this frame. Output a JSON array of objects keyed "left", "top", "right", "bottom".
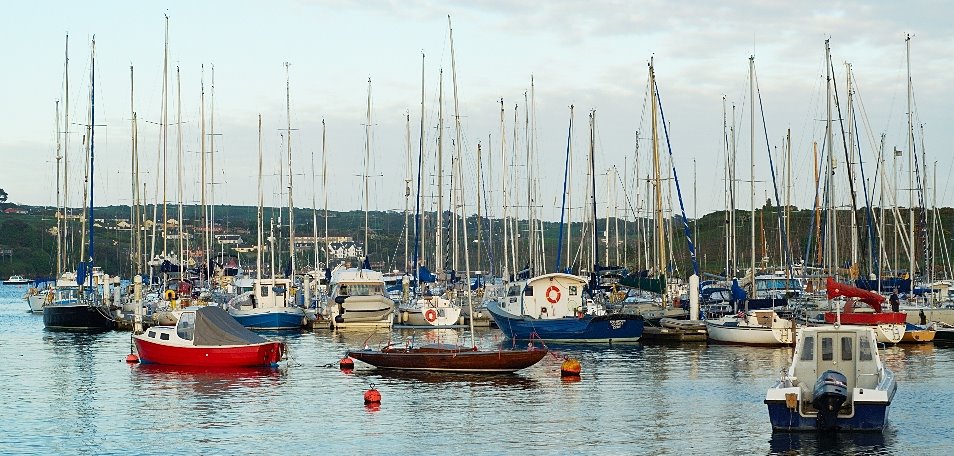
[{"left": 2, "top": 285, "right": 952, "bottom": 455}]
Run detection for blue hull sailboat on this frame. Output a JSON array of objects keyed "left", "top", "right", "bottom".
[{"left": 485, "top": 273, "right": 643, "bottom": 343}]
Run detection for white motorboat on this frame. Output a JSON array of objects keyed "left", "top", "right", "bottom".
[
  {"left": 765, "top": 325, "right": 897, "bottom": 431},
  {"left": 326, "top": 266, "right": 394, "bottom": 328}
]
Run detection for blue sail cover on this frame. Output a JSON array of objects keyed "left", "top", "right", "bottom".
[
  {"left": 417, "top": 266, "right": 437, "bottom": 283},
  {"left": 731, "top": 278, "right": 748, "bottom": 301}
]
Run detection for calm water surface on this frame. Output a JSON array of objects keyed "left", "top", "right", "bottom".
[{"left": 2, "top": 285, "right": 952, "bottom": 455}]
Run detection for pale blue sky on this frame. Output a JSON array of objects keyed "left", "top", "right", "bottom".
[{"left": 2, "top": 1, "right": 951, "bottom": 222}]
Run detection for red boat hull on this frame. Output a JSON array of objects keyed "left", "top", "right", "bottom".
[
  {"left": 823, "top": 312, "right": 907, "bottom": 325},
  {"left": 134, "top": 337, "right": 284, "bottom": 368}
]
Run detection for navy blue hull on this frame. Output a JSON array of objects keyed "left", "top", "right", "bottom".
[
  {"left": 43, "top": 304, "right": 116, "bottom": 331},
  {"left": 230, "top": 309, "right": 304, "bottom": 330},
  {"left": 766, "top": 402, "right": 889, "bottom": 432},
  {"left": 486, "top": 302, "right": 643, "bottom": 342}
]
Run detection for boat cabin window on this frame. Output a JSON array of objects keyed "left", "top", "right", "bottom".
[
  {"left": 841, "top": 337, "right": 853, "bottom": 361},
  {"left": 859, "top": 335, "right": 873, "bottom": 361},
  {"left": 524, "top": 286, "right": 533, "bottom": 296},
  {"left": 821, "top": 337, "right": 834, "bottom": 361},
  {"left": 260, "top": 286, "right": 270, "bottom": 297},
  {"left": 160, "top": 333, "right": 170, "bottom": 341},
  {"left": 800, "top": 336, "right": 814, "bottom": 361},
  {"left": 507, "top": 285, "right": 522, "bottom": 297},
  {"left": 177, "top": 312, "right": 195, "bottom": 341},
  {"left": 148, "top": 331, "right": 156, "bottom": 338}
]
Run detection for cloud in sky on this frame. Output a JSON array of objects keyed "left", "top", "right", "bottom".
[{"left": 2, "top": 0, "right": 952, "bottom": 224}]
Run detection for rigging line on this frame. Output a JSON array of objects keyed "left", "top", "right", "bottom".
[
  {"left": 754, "top": 67, "right": 791, "bottom": 273},
  {"left": 653, "top": 80, "right": 699, "bottom": 277}
]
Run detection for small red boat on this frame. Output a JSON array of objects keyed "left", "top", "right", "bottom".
[{"left": 134, "top": 306, "right": 285, "bottom": 368}]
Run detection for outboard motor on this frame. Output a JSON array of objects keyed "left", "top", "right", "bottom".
[{"left": 812, "top": 369, "right": 849, "bottom": 430}]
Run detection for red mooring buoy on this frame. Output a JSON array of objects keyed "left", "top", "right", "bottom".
[
  {"left": 364, "top": 383, "right": 382, "bottom": 404},
  {"left": 560, "top": 357, "right": 581, "bottom": 377},
  {"left": 340, "top": 356, "right": 355, "bottom": 370},
  {"left": 126, "top": 353, "right": 140, "bottom": 363}
]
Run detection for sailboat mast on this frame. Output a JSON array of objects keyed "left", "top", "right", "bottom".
[
  {"left": 906, "top": 34, "right": 915, "bottom": 281},
  {"left": 322, "top": 119, "right": 329, "bottom": 268},
  {"left": 589, "top": 110, "right": 599, "bottom": 284},
  {"left": 285, "top": 62, "right": 296, "bottom": 277},
  {"left": 161, "top": 16, "right": 169, "bottom": 263},
  {"left": 650, "top": 62, "right": 665, "bottom": 301},
  {"left": 55, "top": 99, "right": 62, "bottom": 278},
  {"left": 128, "top": 65, "right": 136, "bottom": 277},
  {"left": 87, "top": 37, "right": 97, "bottom": 287},
  {"left": 499, "top": 98, "right": 509, "bottom": 278},
  {"left": 413, "top": 53, "right": 425, "bottom": 286},
  {"left": 200, "top": 65, "right": 207, "bottom": 275},
  {"left": 436, "top": 70, "right": 444, "bottom": 274},
  {"left": 749, "top": 55, "right": 756, "bottom": 294},
  {"left": 257, "top": 115, "right": 264, "bottom": 279},
  {"left": 825, "top": 40, "right": 835, "bottom": 277},
  {"left": 176, "top": 66, "right": 184, "bottom": 275},
  {"left": 311, "top": 125, "right": 319, "bottom": 270},
  {"left": 209, "top": 65, "right": 216, "bottom": 270},
  {"left": 62, "top": 34, "right": 70, "bottom": 275},
  {"left": 405, "top": 112, "right": 411, "bottom": 272},
  {"left": 414, "top": 52, "right": 425, "bottom": 288},
  {"left": 364, "top": 78, "right": 372, "bottom": 265}
]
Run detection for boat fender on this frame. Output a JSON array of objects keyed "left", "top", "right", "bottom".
[
  {"left": 561, "top": 357, "right": 582, "bottom": 377},
  {"left": 424, "top": 309, "right": 438, "bottom": 323},
  {"left": 545, "top": 286, "right": 561, "bottom": 304}
]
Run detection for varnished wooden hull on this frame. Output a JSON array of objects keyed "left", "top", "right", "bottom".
[{"left": 347, "top": 346, "right": 548, "bottom": 373}]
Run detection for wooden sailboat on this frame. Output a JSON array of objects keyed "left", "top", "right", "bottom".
[{"left": 348, "top": 16, "right": 547, "bottom": 372}]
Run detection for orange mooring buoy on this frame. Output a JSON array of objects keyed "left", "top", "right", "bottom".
[
  {"left": 364, "top": 383, "right": 382, "bottom": 404},
  {"left": 126, "top": 353, "right": 140, "bottom": 363},
  {"left": 340, "top": 356, "right": 355, "bottom": 371},
  {"left": 560, "top": 357, "right": 581, "bottom": 377}
]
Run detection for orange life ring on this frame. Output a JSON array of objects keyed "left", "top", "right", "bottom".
[
  {"left": 545, "top": 285, "right": 561, "bottom": 304},
  {"left": 424, "top": 309, "right": 438, "bottom": 323}
]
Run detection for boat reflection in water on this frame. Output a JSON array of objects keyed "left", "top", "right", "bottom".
[{"left": 769, "top": 431, "right": 890, "bottom": 454}]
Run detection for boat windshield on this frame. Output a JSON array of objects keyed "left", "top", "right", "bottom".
[
  {"left": 756, "top": 278, "right": 802, "bottom": 291},
  {"left": 342, "top": 284, "right": 382, "bottom": 296},
  {"left": 177, "top": 312, "right": 195, "bottom": 341}
]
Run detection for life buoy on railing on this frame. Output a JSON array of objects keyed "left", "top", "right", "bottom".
[
  {"left": 424, "top": 309, "right": 438, "bottom": 323},
  {"left": 545, "top": 285, "right": 561, "bottom": 304},
  {"left": 165, "top": 289, "right": 177, "bottom": 301}
]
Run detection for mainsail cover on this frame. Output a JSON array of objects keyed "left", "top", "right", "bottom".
[
  {"left": 618, "top": 274, "right": 666, "bottom": 294},
  {"left": 194, "top": 306, "right": 269, "bottom": 346},
  {"left": 826, "top": 277, "right": 886, "bottom": 312}
]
